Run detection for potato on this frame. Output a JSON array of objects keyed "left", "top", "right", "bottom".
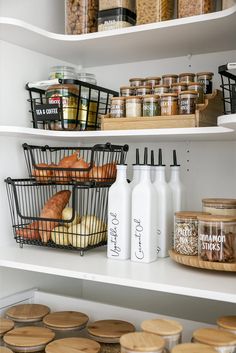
[
  {"left": 51, "top": 226, "right": 69, "bottom": 246},
  {"left": 80, "top": 215, "right": 107, "bottom": 245},
  {"left": 62, "top": 207, "right": 80, "bottom": 227},
  {"left": 68, "top": 223, "right": 90, "bottom": 248}
]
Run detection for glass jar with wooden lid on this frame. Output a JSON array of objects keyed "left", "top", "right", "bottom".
[
  {"left": 43, "top": 311, "right": 89, "bottom": 339},
  {"left": 160, "top": 93, "right": 178, "bottom": 116},
  {"left": 172, "top": 343, "right": 218, "bottom": 353},
  {"left": 154, "top": 85, "right": 169, "bottom": 95},
  {"left": 143, "top": 95, "right": 160, "bottom": 117},
  {"left": 120, "top": 332, "right": 165, "bottom": 353},
  {"left": 179, "top": 91, "right": 198, "bottom": 115},
  {"left": 45, "top": 337, "right": 101, "bottom": 353},
  {"left": 217, "top": 316, "right": 236, "bottom": 334},
  {"left": 126, "top": 96, "right": 142, "bottom": 117},
  {"left": 87, "top": 319, "right": 135, "bottom": 353},
  {"left": 179, "top": 73, "right": 196, "bottom": 84},
  {"left": 0, "top": 348, "right": 14, "bottom": 353},
  {"left": 3, "top": 326, "right": 55, "bottom": 352},
  {"left": 171, "top": 83, "right": 187, "bottom": 94},
  {"left": 136, "top": 86, "right": 152, "bottom": 96},
  {"left": 162, "top": 74, "right": 178, "bottom": 87},
  {"left": 5, "top": 304, "right": 50, "bottom": 327},
  {"left": 0, "top": 318, "right": 14, "bottom": 345},
  {"left": 129, "top": 78, "right": 145, "bottom": 87},
  {"left": 144, "top": 77, "right": 161, "bottom": 89},
  {"left": 192, "top": 327, "right": 236, "bottom": 353},
  {"left": 202, "top": 199, "right": 236, "bottom": 217},
  {"left": 187, "top": 82, "right": 204, "bottom": 104},
  {"left": 141, "top": 318, "right": 183, "bottom": 352},
  {"left": 110, "top": 97, "right": 126, "bottom": 118},
  {"left": 196, "top": 72, "right": 214, "bottom": 94},
  {"left": 120, "top": 86, "right": 136, "bottom": 97}
]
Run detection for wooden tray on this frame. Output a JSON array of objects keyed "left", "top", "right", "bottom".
[
  {"left": 169, "top": 250, "right": 236, "bottom": 272},
  {"left": 101, "top": 90, "right": 223, "bottom": 131}
]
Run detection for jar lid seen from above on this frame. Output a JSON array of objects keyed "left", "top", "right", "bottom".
[
  {"left": 175, "top": 211, "right": 210, "bottom": 219},
  {"left": 43, "top": 311, "right": 89, "bottom": 330},
  {"left": 217, "top": 316, "right": 236, "bottom": 330},
  {"left": 141, "top": 318, "right": 183, "bottom": 336},
  {"left": 6, "top": 304, "right": 50, "bottom": 323},
  {"left": 45, "top": 337, "right": 101, "bottom": 353},
  {"left": 120, "top": 86, "right": 136, "bottom": 90},
  {"left": 0, "top": 317, "right": 14, "bottom": 335},
  {"left": 120, "top": 332, "right": 165, "bottom": 352},
  {"left": 172, "top": 343, "right": 218, "bottom": 353},
  {"left": 192, "top": 327, "right": 236, "bottom": 346},
  {"left": 202, "top": 198, "right": 236, "bottom": 206},
  {"left": 197, "top": 214, "right": 236, "bottom": 222}
]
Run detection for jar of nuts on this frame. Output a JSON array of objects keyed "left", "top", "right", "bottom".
[
  {"left": 136, "top": 0, "right": 175, "bottom": 25},
  {"left": 178, "top": 0, "right": 217, "bottom": 18},
  {"left": 65, "top": 0, "right": 98, "bottom": 35}
]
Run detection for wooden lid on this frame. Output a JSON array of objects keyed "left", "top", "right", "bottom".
[
  {"left": 45, "top": 337, "right": 101, "bottom": 353},
  {"left": 160, "top": 93, "right": 178, "bottom": 97},
  {"left": 179, "top": 90, "right": 198, "bottom": 95},
  {"left": 179, "top": 72, "right": 195, "bottom": 77},
  {"left": 0, "top": 348, "right": 14, "bottom": 353},
  {"left": 143, "top": 94, "right": 160, "bottom": 99},
  {"left": 154, "top": 84, "right": 169, "bottom": 88},
  {"left": 87, "top": 320, "right": 135, "bottom": 342},
  {"left": 192, "top": 327, "right": 236, "bottom": 346},
  {"left": 6, "top": 304, "right": 50, "bottom": 322},
  {"left": 0, "top": 317, "right": 14, "bottom": 335},
  {"left": 202, "top": 198, "right": 236, "bottom": 206},
  {"left": 197, "top": 214, "right": 236, "bottom": 222},
  {"left": 129, "top": 78, "right": 144, "bottom": 81},
  {"left": 3, "top": 326, "right": 55, "bottom": 348},
  {"left": 145, "top": 77, "right": 161, "bottom": 81},
  {"left": 175, "top": 211, "right": 210, "bottom": 219},
  {"left": 120, "top": 332, "right": 165, "bottom": 352},
  {"left": 136, "top": 85, "right": 152, "bottom": 89},
  {"left": 111, "top": 96, "right": 126, "bottom": 100},
  {"left": 125, "top": 96, "right": 142, "bottom": 100},
  {"left": 171, "top": 83, "right": 187, "bottom": 87},
  {"left": 43, "top": 311, "right": 89, "bottom": 330},
  {"left": 217, "top": 316, "right": 236, "bottom": 330},
  {"left": 172, "top": 343, "right": 218, "bottom": 353},
  {"left": 162, "top": 74, "right": 178, "bottom": 78},
  {"left": 141, "top": 319, "right": 183, "bottom": 335},
  {"left": 187, "top": 82, "right": 203, "bottom": 86},
  {"left": 196, "top": 72, "right": 214, "bottom": 76},
  {"left": 120, "top": 86, "right": 135, "bottom": 90}
]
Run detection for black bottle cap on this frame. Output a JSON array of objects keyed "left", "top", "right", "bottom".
[
  {"left": 133, "top": 148, "right": 140, "bottom": 166},
  {"left": 157, "top": 148, "right": 166, "bottom": 166},
  {"left": 170, "top": 149, "right": 180, "bottom": 167},
  {"left": 143, "top": 147, "right": 148, "bottom": 165}
]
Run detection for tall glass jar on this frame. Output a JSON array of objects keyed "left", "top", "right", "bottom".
[
  {"left": 136, "top": 0, "right": 175, "bottom": 25},
  {"left": 196, "top": 72, "right": 214, "bottom": 94},
  {"left": 5, "top": 304, "right": 50, "bottom": 327},
  {"left": 178, "top": 0, "right": 217, "bottom": 18},
  {"left": 217, "top": 316, "right": 236, "bottom": 334},
  {"left": 192, "top": 328, "right": 236, "bottom": 353},
  {"left": 160, "top": 93, "right": 178, "bottom": 116},
  {"left": 110, "top": 97, "right": 126, "bottom": 118},
  {"left": 187, "top": 82, "right": 204, "bottom": 104},
  {"left": 143, "top": 95, "right": 160, "bottom": 117},
  {"left": 179, "top": 91, "right": 198, "bottom": 115},
  {"left": 65, "top": 0, "right": 98, "bottom": 34},
  {"left": 126, "top": 96, "right": 142, "bottom": 117},
  {"left": 120, "top": 332, "right": 165, "bottom": 353}
]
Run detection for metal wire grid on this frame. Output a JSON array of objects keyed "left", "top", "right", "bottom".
[{"left": 219, "top": 65, "right": 236, "bottom": 114}]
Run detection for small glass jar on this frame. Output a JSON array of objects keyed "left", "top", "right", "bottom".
[
  {"left": 171, "top": 83, "right": 187, "bottom": 94},
  {"left": 129, "top": 78, "right": 145, "bottom": 87},
  {"left": 5, "top": 304, "right": 50, "bottom": 327},
  {"left": 120, "top": 332, "right": 165, "bottom": 353},
  {"left": 141, "top": 319, "right": 183, "bottom": 353},
  {"left": 196, "top": 72, "right": 214, "bottom": 94},
  {"left": 0, "top": 318, "right": 14, "bottom": 345},
  {"left": 172, "top": 343, "right": 219, "bottom": 353},
  {"left": 144, "top": 77, "right": 161, "bottom": 89},
  {"left": 179, "top": 73, "right": 196, "bottom": 84},
  {"left": 174, "top": 212, "right": 210, "bottom": 256},
  {"left": 217, "top": 316, "right": 236, "bottom": 334},
  {"left": 179, "top": 91, "right": 198, "bottom": 115},
  {"left": 187, "top": 82, "right": 204, "bottom": 104},
  {"left": 202, "top": 198, "right": 236, "bottom": 217},
  {"left": 136, "top": 86, "right": 152, "bottom": 96},
  {"left": 49, "top": 66, "right": 76, "bottom": 80},
  {"left": 192, "top": 328, "right": 236, "bottom": 353},
  {"left": 154, "top": 85, "right": 169, "bottom": 95},
  {"left": 120, "top": 86, "right": 136, "bottom": 97},
  {"left": 160, "top": 93, "right": 178, "bottom": 116},
  {"left": 178, "top": 0, "right": 217, "bottom": 18},
  {"left": 198, "top": 215, "right": 236, "bottom": 263},
  {"left": 143, "top": 95, "right": 160, "bottom": 117},
  {"left": 110, "top": 97, "right": 126, "bottom": 118},
  {"left": 162, "top": 74, "right": 178, "bottom": 87},
  {"left": 136, "top": 0, "right": 175, "bottom": 24},
  {"left": 77, "top": 72, "right": 97, "bottom": 85},
  {"left": 126, "top": 96, "right": 142, "bottom": 117},
  {"left": 3, "top": 326, "right": 55, "bottom": 353},
  {"left": 46, "top": 338, "right": 101, "bottom": 353},
  {"left": 43, "top": 311, "right": 89, "bottom": 339}
]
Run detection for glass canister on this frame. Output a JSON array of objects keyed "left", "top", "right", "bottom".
[
  {"left": 136, "top": 0, "right": 175, "bottom": 25},
  {"left": 144, "top": 77, "right": 161, "bottom": 90},
  {"left": 202, "top": 199, "right": 236, "bottom": 217},
  {"left": 171, "top": 83, "right": 187, "bottom": 94},
  {"left": 5, "top": 304, "right": 50, "bottom": 327},
  {"left": 43, "top": 311, "right": 89, "bottom": 339},
  {"left": 65, "top": 0, "right": 98, "bottom": 34},
  {"left": 160, "top": 93, "right": 178, "bottom": 116},
  {"left": 99, "top": 0, "right": 136, "bottom": 12},
  {"left": 49, "top": 66, "right": 76, "bottom": 80},
  {"left": 120, "top": 86, "right": 136, "bottom": 97},
  {"left": 179, "top": 91, "right": 198, "bottom": 115},
  {"left": 129, "top": 78, "right": 145, "bottom": 87},
  {"left": 154, "top": 85, "right": 169, "bottom": 95},
  {"left": 142, "top": 95, "right": 160, "bottom": 117},
  {"left": 3, "top": 326, "right": 55, "bottom": 353},
  {"left": 174, "top": 212, "right": 210, "bottom": 256},
  {"left": 136, "top": 86, "right": 152, "bottom": 96},
  {"left": 126, "top": 96, "right": 142, "bottom": 117},
  {"left": 162, "top": 74, "right": 178, "bottom": 87},
  {"left": 110, "top": 97, "right": 126, "bottom": 118},
  {"left": 178, "top": 0, "right": 217, "bottom": 18},
  {"left": 217, "top": 316, "right": 236, "bottom": 334},
  {"left": 141, "top": 319, "right": 183, "bottom": 353},
  {"left": 187, "top": 82, "right": 204, "bottom": 104},
  {"left": 87, "top": 320, "right": 135, "bottom": 353},
  {"left": 120, "top": 332, "right": 165, "bottom": 353},
  {"left": 0, "top": 318, "right": 14, "bottom": 345},
  {"left": 196, "top": 72, "right": 214, "bottom": 94},
  {"left": 172, "top": 343, "right": 218, "bottom": 353},
  {"left": 192, "top": 328, "right": 236, "bottom": 353},
  {"left": 198, "top": 215, "right": 236, "bottom": 263},
  {"left": 179, "top": 73, "right": 196, "bottom": 84},
  {"left": 46, "top": 337, "right": 101, "bottom": 353}
]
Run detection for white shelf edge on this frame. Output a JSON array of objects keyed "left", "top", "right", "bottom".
[{"left": 218, "top": 113, "right": 236, "bottom": 130}]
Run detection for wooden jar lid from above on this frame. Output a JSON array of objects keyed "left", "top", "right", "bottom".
[
  {"left": 120, "top": 332, "right": 165, "bottom": 352},
  {"left": 43, "top": 311, "right": 89, "bottom": 330},
  {"left": 0, "top": 317, "right": 14, "bottom": 335},
  {"left": 45, "top": 337, "right": 101, "bottom": 353},
  {"left": 87, "top": 320, "right": 135, "bottom": 343},
  {"left": 141, "top": 319, "right": 183, "bottom": 336},
  {"left": 217, "top": 316, "right": 236, "bottom": 330},
  {"left": 172, "top": 343, "right": 218, "bottom": 353},
  {"left": 0, "top": 347, "right": 14, "bottom": 353},
  {"left": 6, "top": 304, "right": 50, "bottom": 322},
  {"left": 193, "top": 328, "right": 236, "bottom": 346}
]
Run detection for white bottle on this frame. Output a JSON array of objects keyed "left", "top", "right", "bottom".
[
  {"left": 169, "top": 150, "right": 185, "bottom": 213},
  {"left": 107, "top": 164, "right": 131, "bottom": 260}
]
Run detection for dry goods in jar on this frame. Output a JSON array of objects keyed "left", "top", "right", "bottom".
[
  {"left": 196, "top": 72, "right": 214, "bottom": 94},
  {"left": 142, "top": 95, "right": 160, "bottom": 116},
  {"left": 98, "top": 8, "right": 136, "bottom": 31},
  {"left": 110, "top": 97, "right": 126, "bottom": 118},
  {"left": 162, "top": 74, "right": 178, "bottom": 87},
  {"left": 171, "top": 83, "right": 187, "bottom": 94},
  {"left": 192, "top": 327, "right": 236, "bottom": 353},
  {"left": 154, "top": 85, "right": 169, "bottom": 95},
  {"left": 179, "top": 73, "right": 196, "bottom": 83},
  {"left": 126, "top": 96, "right": 142, "bottom": 117},
  {"left": 144, "top": 77, "right": 161, "bottom": 88},
  {"left": 160, "top": 93, "right": 178, "bottom": 116},
  {"left": 136, "top": 0, "right": 175, "bottom": 25},
  {"left": 179, "top": 91, "right": 198, "bottom": 115},
  {"left": 120, "top": 86, "right": 136, "bottom": 96},
  {"left": 136, "top": 85, "right": 152, "bottom": 96},
  {"left": 187, "top": 82, "right": 204, "bottom": 104},
  {"left": 178, "top": 0, "right": 216, "bottom": 18},
  {"left": 217, "top": 316, "right": 236, "bottom": 334},
  {"left": 202, "top": 198, "right": 236, "bottom": 217},
  {"left": 99, "top": 0, "right": 136, "bottom": 12},
  {"left": 129, "top": 78, "right": 144, "bottom": 87}
]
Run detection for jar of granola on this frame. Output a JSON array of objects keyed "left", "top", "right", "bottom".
[{"left": 160, "top": 93, "right": 178, "bottom": 116}]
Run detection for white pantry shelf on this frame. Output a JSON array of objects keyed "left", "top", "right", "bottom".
[
  {"left": 218, "top": 113, "right": 236, "bottom": 130},
  {"left": 0, "top": 5, "right": 236, "bottom": 66},
  {"left": 0, "top": 246, "right": 235, "bottom": 303}
]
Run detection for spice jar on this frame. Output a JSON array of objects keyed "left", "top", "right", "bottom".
[
  {"left": 154, "top": 85, "right": 169, "bottom": 95},
  {"left": 141, "top": 319, "right": 183, "bottom": 352},
  {"left": 0, "top": 318, "right": 14, "bottom": 345},
  {"left": 120, "top": 86, "right": 136, "bottom": 97},
  {"left": 171, "top": 83, "right": 187, "bottom": 94},
  {"left": 129, "top": 78, "right": 145, "bottom": 87},
  {"left": 198, "top": 215, "right": 236, "bottom": 263},
  {"left": 120, "top": 332, "right": 165, "bottom": 353},
  {"left": 217, "top": 316, "right": 236, "bottom": 334},
  {"left": 178, "top": 0, "right": 217, "bottom": 18},
  {"left": 179, "top": 73, "right": 196, "bottom": 84},
  {"left": 144, "top": 77, "right": 161, "bottom": 90},
  {"left": 143, "top": 95, "right": 160, "bottom": 117},
  {"left": 192, "top": 328, "right": 236, "bottom": 353},
  {"left": 43, "top": 311, "right": 89, "bottom": 339},
  {"left": 87, "top": 320, "right": 135, "bottom": 353},
  {"left": 3, "top": 326, "right": 55, "bottom": 352},
  {"left": 187, "top": 82, "right": 204, "bottom": 104},
  {"left": 174, "top": 212, "right": 210, "bottom": 256},
  {"left": 136, "top": 0, "right": 175, "bottom": 25},
  {"left": 126, "top": 96, "right": 142, "bottom": 117},
  {"left": 110, "top": 97, "right": 126, "bottom": 118},
  {"left": 179, "top": 91, "right": 198, "bottom": 115},
  {"left": 202, "top": 199, "right": 236, "bottom": 217},
  {"left": 136, "top": 86, "right": 152, "bottom": 96},
  {"left": 172, "top": 343, "right": 218, "bottom": 353},
  {"left": 45, "top": 337, "right": 101, "bottom": 353},
  {"left": 162, "top": 74, "right": 178, "bottom": 87},
  {"left": 5, "top": 304, "right": 50, "bottom": 327},
  {"left": 160, "top": 93, "right": 178, "bottom": 116},
  {"left": 65, "top": 0, "right": 98, "bottom": 34},
  {"left": 49, "top": 66, "right": 76, "bottom": 80},
  {"left": 196, "top": 72, "right": 214, "bottom": 94}
]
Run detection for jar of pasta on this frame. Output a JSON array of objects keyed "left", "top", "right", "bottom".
[
  {"left": 154, "top": 85, "right": 169, "bottom": 95},
  {"left": 160, "top": 93, "right": 178, "bottom": 116},
  {"left": 45, "top": 338, "right": 101, "bottom": 353},
  {"left": 143, "top": 95, "right": 160, "bottom": 117},
  {"left": 217, "top": 316, "right": 236, "bottom": 334},
  {"left": 120, "top": 86, "right": 136, "bottom": 97},
  {"left": 179, "top": 73, "right": 196, "bottom": 83},
  {"left": 162, "top": 74, "right": 178, "bottom": 87},
  {"left": 187, "top": 82, "right": 204, "bottom": 104},
  {"left": 136, "top": 0, "right": 175, "bottom": 25},
  {"left": 110, "top": 97, "right": 126, "bottom": 118},
  {"left": 0, "top": 318, "right": 14, "bottom": 345},
  {"left": 192, "top": 328, "right": 236, "bottom": 353},
  {"left": 202, "top": 198, "right": 236, "bottom": 217},
  {"left": 120, "top": 332, "right": 165, "bottom": 353},
  {"left": 126, "top": 96, "right": 142, "bottom": 117},
  {"left": 5, "top": 304, "right": 50, "bottom": 327},
  {"left": 179, "top": 91, "right": 198, "bottom": 114},
  {"left": 196, "top": 72, "right": 214, "bottom": 94},
  {"left": 172, "top": 343, "right": 219, "bottom": 353}
]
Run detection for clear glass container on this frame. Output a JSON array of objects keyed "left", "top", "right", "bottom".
[
  {"left": 154, "top": 85, "right": 169, "bottom": 95},
  {"left": 136, "top": 0, "right": 175, "bottom": 25},
  {"left": 144, "top": 77, "right": 161, "bottom": 90},
  {"left": 162, "top": 74, "right": 178, "bottom": 87},
  {"left": 65, "top": 0, "right": 98, "bottom": 35},
  {"left": 178, "top": 0, "right": 217, "bottom": 18},
  {"left": 174, "top": 211, "right": 210, "bottom": 256},
  {"left": 46, "top": 338, "right": 101, "bottom": 353},
  {"left": 0, "top": 318, "right": 14, "bottom": 345},
  {"left": 179, "top": 90, "right": 198, "bottom": 115},
  {"left": 172, "top": 343, "right": 220, "bottom": 353},
  {"left": 120, "top": 86, "right": 136, "bottom": 97},
  {"left": 202, "top": 198, "right": 236, "bottom": 217},
  {"left": 196, "top": 72, "right": 214, "bottom": 94},
  {"left": 198, "top": 215, "right": 236, "bottom": 263},
  {"left": 5, "top": 304, "right": 50, "bottom": 328},
  {"left": 178, "top": 73, "right": 196, "bottom": 83},
  {"left": 98, "top": 8, "right": 136, "bottom": 31},
  {"left": 49, "top": 66, "right": 76, "bottom": 80},
  {"left": 192, "top": 328, "right": 236, "bottom": 353},
  {"left": 187, "top": 82, "right": 204, "bottom": 104},
  {"left": 77, "top": 72, "right": 97, "bottom": 85},
  {"left": 110, "top": 97, "right": 126, "bottom": 118},
  {"left": 129, "top": 78, "right": 145, "bottom": 87},
  {"left": 217, "top": 316, "right": 236, "bottom": 334},
  {"left": 126, "top": 96, "right": 142, "bottom": 117},
  {"left": 136, "top": 86, "right": 152, "bottom": 96},
  {"left": 99, "top": 0, "right": 136, "bottom": 12},
  {"left": 142, "top": 95, "right": 160, "bottom": 117},
  {"left": 120, "top": 332, "right": 165, "bottom": 353},
  {"left": 160, "top": 93, "right": 178, "bottom": 116},
  {"left": 171, "top": 83, "right": 187, "bottom": 94}
]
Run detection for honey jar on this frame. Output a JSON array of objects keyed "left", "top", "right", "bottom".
[
  {"left": 120, "top": 332, "right": 165, "bottom": 353},
  {"left": 0, "top": 318, "right": 14, "bottom": 345},
  {"left": 217, "top": 316, "right": 236, "bottom": 334},
  {"left": 45, "top": 337, "right": 101, "bottom": 353},
  {"left": 5, "top": 304, "right": 50, "bottom": 327},
  {"left": 192, "top": 327, "right": 236, "bottom": 353}
]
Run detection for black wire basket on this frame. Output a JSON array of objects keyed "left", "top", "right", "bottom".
[
  {"left": 5, "top": 178, "right": 110, "bottom": 255},
  {"left": 218, "top": 63, "right": 236, "bottom": 114},
  {"left": 26, "top": 79, "right": 118, "bottom": 131},
  {"left": 23, "top": 143, "right": 129, "bottom": 184}
]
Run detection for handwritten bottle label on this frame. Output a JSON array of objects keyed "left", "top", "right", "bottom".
[
  {"left": 133, "top": 218, "right": 144, "bottom": 260},
  {"left": 109, "top": 212, "right": 121, "bottom": 257}
]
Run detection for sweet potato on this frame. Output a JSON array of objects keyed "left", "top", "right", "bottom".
[
  {"left": 32, "top": 163, "right": 53, "bottom": 183},
  {"left": 16, "top": 221, "right": 40, "bottom": 240},
  {"left": 54, "top": 152, "right": 78, "bottom": 182}
]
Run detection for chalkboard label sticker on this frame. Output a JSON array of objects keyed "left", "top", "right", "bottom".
[{"left": 34, "top": 103, "right": 61, "bottom": 121}]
